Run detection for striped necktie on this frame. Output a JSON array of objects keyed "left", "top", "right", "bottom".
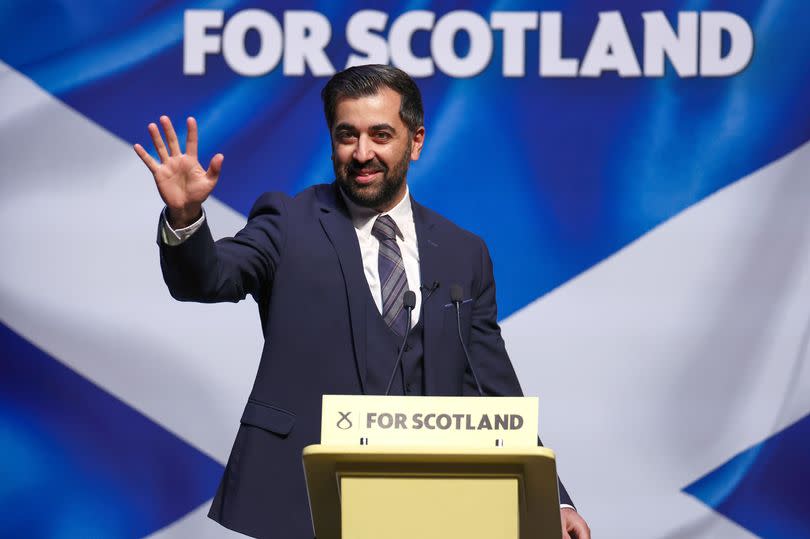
[{"left": 371, "top": 214, "right": 410, "bottom": 336}]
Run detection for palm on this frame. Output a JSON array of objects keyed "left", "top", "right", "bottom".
[
  {"left": 134, "top": 116, "right": 223, "bottom": 227},
  {"left": 155, "top": 154, "right": 213, "bottom": 208}
]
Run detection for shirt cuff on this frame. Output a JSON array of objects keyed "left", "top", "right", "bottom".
[
  {"left": 560, "top": 504, "right": 576, "bottom": 511},
  {"left": 161, "top": 207, "right": 206, "bottom": 246}
]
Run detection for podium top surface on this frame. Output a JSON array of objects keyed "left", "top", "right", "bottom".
[{"left": 303, "top": 444, "right": 556, "bottom": 460}]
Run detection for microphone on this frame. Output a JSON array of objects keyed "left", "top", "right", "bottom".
[
  {"left": 451, "top": 284, "right": 484, "bottom": 396},
  {"left": 385, "top": 290, "right": 417, "bottom": 396}
]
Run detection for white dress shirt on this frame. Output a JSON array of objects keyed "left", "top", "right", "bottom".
[{"left": 339, "top": 186, "right": 422, "bottom": 323}]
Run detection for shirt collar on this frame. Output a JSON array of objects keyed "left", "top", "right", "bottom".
[{"left": 340, "top": 184, "right": 413, "bottom": 240}]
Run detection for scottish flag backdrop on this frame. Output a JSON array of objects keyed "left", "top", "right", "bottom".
[{"left": 2, "top": 1, "right": 809, "bottom": 537}]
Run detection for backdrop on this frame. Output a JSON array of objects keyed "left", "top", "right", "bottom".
[{"left": 1, "top": 1, "right": 809, "bottom": 537}]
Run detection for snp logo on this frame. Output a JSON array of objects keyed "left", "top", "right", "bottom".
[{"left": 336, "top": 411, "right": 353, "bottom": 430}]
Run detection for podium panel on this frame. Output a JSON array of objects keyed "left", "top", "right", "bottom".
[
  {"left": 341, "top": 476, "right": 518, "bottom": 539},
  {"left": 303, "top": 446, "right": 562, "bottom": 539}
]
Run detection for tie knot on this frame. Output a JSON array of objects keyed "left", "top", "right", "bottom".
[{"left": 372, "top": 214, "right": 401, "bottom": 241}]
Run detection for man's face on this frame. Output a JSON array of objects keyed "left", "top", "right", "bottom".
[{"left": 331, "top": 87, "right": 425, "bottom": 212}]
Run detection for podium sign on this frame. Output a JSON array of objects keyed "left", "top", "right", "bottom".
[{"left": 321, "top": 395, "right": 539, "bottom": 448}]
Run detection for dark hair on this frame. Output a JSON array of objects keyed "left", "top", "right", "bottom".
[{"left": 321, "top": 64, "right": 424, "bottom": 134}]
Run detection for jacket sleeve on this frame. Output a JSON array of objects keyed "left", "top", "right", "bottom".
[
  {"left": 464, "top": 237, "right": 575, "bottom": 508},
  {"left": 158, "top": 192, "right": 287, "bottom": 304}
]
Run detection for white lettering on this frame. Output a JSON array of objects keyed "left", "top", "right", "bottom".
[
  {"left": 539, "top": 12, "right": 579, "bottom": 77},
  {"left": 222, "top": 9, "right": 283, "bottom": 76},
  {"left": 283, "top": 11, "right": 335, "bottom": 76},
  {"left": 700, "top": 11, "right": 754, "bottom": 76},
  {"left": 390, "top": 10, "right": 435, "bottom": 77},
  {"left": 643, "top": 11, "right": 697, "bottom": 77},
  {"left": 345, "top": 10, "right": 389, "bottom": 67},
  {"left": 184, "top": 10, "right": 224, "bottom": 75},
  {"left": 182, "top": 8, "right": 754, "bottom": 80},
  {"left": 432, "top": 11, "right": 493, "bottom": 78},
  {"left": 491, "top": 11, "right": 537, "bottom": 77},
  {"left": 580, "top": 11, "right": 642, "bottom": 77}
]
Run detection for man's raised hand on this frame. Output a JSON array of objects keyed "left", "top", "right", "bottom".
[{"left": 134, "top": 116, "right": 223, "bottom": 228}]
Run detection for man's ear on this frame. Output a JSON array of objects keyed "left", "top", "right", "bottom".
[{"left": 410, "top": 126, "right": 425, "bottom": 161}]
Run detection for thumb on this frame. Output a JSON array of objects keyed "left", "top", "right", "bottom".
[{"left": 206, "top": 153, "right": 224, "bottom": 181}]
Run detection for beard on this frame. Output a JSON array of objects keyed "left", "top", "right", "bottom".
[{"left": 335, "top": 141, "right": 412, "bottom": 210}]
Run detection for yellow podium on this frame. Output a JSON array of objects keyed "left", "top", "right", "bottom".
[{"left": 302, "top": 396, "right": 563, "bottom": 539}]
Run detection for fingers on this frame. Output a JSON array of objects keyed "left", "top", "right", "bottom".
[
  {"left": 206, "top": 153, "right": 224, "bottom": 182},
  {"left": 576, "top": 521, "right": 591, "bottom": 539},
  {"left": 160, "top": 115, "right": 182, "bottom": 156},
  {"left": 565, "top": 515, "right": 590, "bottom": 539},
  {"left": 561, "top": 511, "right": 571, "bottom": 539},
  {"left": 571, "top": 523, "right": 590, "bottom": 539},
  {"left": 144, "top": 115, "right": 209, "bottom": 171},
  {"left": 148, "top": 122, "right": 169, "bottom": 163},
  {"left": 186, "top": 116, "right": 198, "bottom": 159},
  {"left": 133, "top": 143, "right": 159, "bottom": 174}
]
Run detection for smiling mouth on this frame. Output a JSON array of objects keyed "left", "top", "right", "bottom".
[{"left": 352, "top": 170, "right": 383, "bottom": 184}]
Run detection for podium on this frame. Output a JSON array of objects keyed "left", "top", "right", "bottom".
[{"left": 302, "top": 396, "right": 563, "bottom": 539}]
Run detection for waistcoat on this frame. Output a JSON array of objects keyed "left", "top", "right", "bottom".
[{"left": 363, "top": 291, "right": 425, "bottom": 395}]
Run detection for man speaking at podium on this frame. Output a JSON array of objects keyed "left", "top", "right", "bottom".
[{"left": 134, "top": 65, "right": 590, "bottom": 539}]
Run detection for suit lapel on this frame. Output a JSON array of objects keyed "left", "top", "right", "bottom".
[
  {"left": 318, "top": 186, "right": 368, "bottom": 394},
  {"left": 412, "top": 198, "right": 443, "bottom": 396}
]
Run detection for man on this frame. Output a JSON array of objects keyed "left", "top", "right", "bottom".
[{"left": 134, "top": 65, "right": 590, "bottom": 538}]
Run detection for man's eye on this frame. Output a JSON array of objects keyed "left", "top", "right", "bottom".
[
  {"left": 374, "top": 132, "right": 392, "bottom": 141},
  {"left": 338, "top": 134, "right": 356, "bottom": 143}
]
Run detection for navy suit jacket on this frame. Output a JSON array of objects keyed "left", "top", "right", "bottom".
[{"left": 159, "top": 183, "right": 572, "bottom": 538}]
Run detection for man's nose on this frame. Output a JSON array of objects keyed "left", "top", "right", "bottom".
[{"left": 353, "top": 135, "right": 375, "bottom": 163}]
